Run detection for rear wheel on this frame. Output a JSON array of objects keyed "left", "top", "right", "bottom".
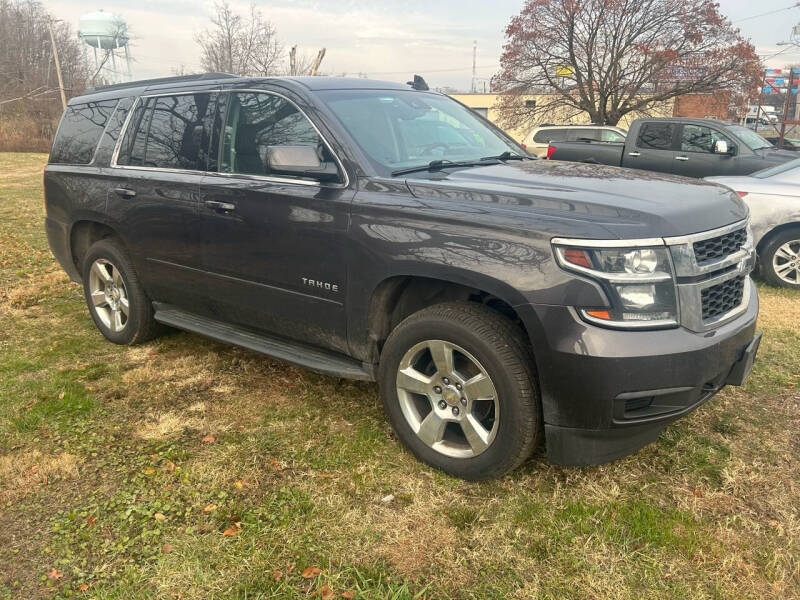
[
  {"left": 82, "top": 238, "right": 162, "bottom": 345},
  {"left": 761, "top": 229, "right": 800, "bottom": 288},
  {"left": 379, "top": 302, "right": 541, "bottom": 480}
]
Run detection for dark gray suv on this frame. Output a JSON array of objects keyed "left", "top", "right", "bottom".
[{"left": 44, "top": 74, "right": 761, "bottom": 479}]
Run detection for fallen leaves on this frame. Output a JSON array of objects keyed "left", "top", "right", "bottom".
[
  {"left": 47, "top": 568, "right": 63, "bottom": 580},
  {"left": 201, "top": 434, "right": 215, "bottom": 443},
  {"left": 222, "top": 522, "right": 242, "bottom": 536},
  {"left": 301, "top": 566, "right": 322, "bottom": 578},
  {"left": 203, "top": 503, "right": 217, "bottom": 513},
  {"left": 272, "top": 569, "right": 283, "bottom": 580},
  {"left": 154, "top": 512, "right": 167, "bottom": 521},
  {"left": 313, "top": 584, "right": 334, "bottom": 599},
  {"left": 162, "top": 544, "right": 174, "bottom": 554},
  {"left": 340, "top": 592, "right": 355, "bottom": 599}
]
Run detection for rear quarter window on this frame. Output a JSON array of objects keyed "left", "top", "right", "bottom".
[
  {"left": 49, "top": 100, "right": 119, "bottom": 165},
  {"left": 636, "top": 123, "right": 676, "bottom": 150}
]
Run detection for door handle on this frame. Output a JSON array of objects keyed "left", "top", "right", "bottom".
[
  {"left": 205, "top": 200, "right": 236, "bottom": 213},
  {"left": 113, "top": 187, "right": 136, "bottom": 198},
  {"left": 628, "top": 152, "right": 640, "bottom": 157},
  {"left": 675, "top": 156, "right": 689, "bottom": 161}
]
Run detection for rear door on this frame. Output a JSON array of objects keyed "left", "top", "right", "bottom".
[
  {"left": 107, "top": 91, "right": 216, "bottom": 312},
  {"left": 672, "top": 124, "right": 737, "bottom": 178},
  {"left": 199, "top": 89, "right": 353, "bottom": 353},
  {"left": 626, "top": 121, "right": 677, "bottom": 173}
]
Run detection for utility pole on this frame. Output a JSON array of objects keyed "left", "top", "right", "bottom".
[
  {"left": 471, "top": 40, "right": 477, "bottom": 93},
  {"left": 47, "top": 19, "right": 67, "bottom": 110},
  {"left": 309, "top": 48, "right": 326, "bottom": 76}
]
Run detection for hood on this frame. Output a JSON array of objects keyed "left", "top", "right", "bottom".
[
  {"left": 753, "top": 147, "right": 797, "bottom": 162},
  {"left": 405, "top": 160, "right": 748, "bottom": 240}
]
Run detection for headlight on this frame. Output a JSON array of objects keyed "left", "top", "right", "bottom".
[{"left": 553, "top": 242, "right": 678, "bottom": 329}]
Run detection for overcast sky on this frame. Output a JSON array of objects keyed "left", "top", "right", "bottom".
[{"left": 47, "top": 0, "right": 800, "bottom": 90}]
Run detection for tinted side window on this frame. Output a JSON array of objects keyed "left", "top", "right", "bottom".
[
  {"left": 117, "top": 94, "right": 212, "bottom": 170},
  {"left": 567, "top": 129, "right": 601, "bottom": 141},
  {"left": 636, "top": 123, "right": 675, "bottom": 150},
  {"left": 532, "top": 129, "right": 567, "bottom": 143},
  {"left": 50, "top": 100, "right": 119, "bottom": 164},
  {"left": 680, "top": 125, "right": 727, "bottom": 153},
  {"left": 220, "top": 92, "right": 326, "bottom": 177}
]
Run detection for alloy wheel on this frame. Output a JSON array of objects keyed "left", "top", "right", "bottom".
[
  {"left": 395, "top": 339, "right": 499, "bottom": 458},
  {"left": 772, "top": 240, "right": 800, "bottom": 285},
  {"left": 88, "top": 258, "right": 130, "bottom": 332}
]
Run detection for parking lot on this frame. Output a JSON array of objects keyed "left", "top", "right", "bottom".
[{"left": 1, "top": 152, "right": 799, "bottom": 599}]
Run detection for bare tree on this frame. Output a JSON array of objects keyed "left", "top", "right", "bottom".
[
  {"left": 0, "top": 0, "right": 88, "bottom": 150},
  {"left": 494, "top": 0, "right": 762, "bottom": 126},
  {"left": 0, "top": 0, "right": 87, "bottom": 103},
  {"left": 195, "top": 1, "right": 284, "bottom": 76}
]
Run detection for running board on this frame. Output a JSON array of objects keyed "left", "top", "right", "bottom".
[{"left": 153, "top": 303, "right": 374, "bottom": 381}]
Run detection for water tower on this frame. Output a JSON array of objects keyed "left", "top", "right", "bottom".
[{"left": 78, "top": 10, "right": 133, "bottom": 85}]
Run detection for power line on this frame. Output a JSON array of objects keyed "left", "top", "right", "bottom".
[{"left": 733, "top": 2, "right": 800, "bottom": 23}]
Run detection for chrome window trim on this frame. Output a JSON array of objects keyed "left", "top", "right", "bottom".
[{"left": 110, "top": 88, "right": 350, "bottom": 189}]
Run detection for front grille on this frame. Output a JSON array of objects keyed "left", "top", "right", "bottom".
[
  {"left": 693, "top": 228, "right": 747, "bottom": 264},
  {"left": 701, "top": 275, "right": 745, "bottom": 320}
]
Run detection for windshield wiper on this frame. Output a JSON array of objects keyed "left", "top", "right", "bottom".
[
  {"left": 480, "top": 150, "right": 530, "bottom": 161},
  {"left": 391, "top": 158, "right": 498, "bottom": 177}
]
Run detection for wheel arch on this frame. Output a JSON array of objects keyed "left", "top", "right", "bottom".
[
  {"left": 756, "top": 220, "right": 800, "bottom": 257},
  {"left": 357, "top": 272, "right": 536, "bottom": 366},
  {"left": 69, "top": 218, "right": 128, "bottom": 280}
]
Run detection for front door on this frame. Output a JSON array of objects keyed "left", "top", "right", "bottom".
[
  {"left": 200, "top": 90, "right": 353, "bottom": 353},
  {"left": 107, "top": 92, "right": 216, "bottom": 312},
  {"left": 672, "top": 124, "right": 736, "bottom": 178}
]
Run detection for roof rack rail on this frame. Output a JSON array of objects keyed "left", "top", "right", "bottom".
[{"left": 84, "top": 73, "right": 238, "bottom": 95}]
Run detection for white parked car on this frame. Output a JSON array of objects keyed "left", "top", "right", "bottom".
[
  {"left": 522, "top": 124, "right": 626, "bottom": 157},
  {"left": 706, "top": 158, "right": 800, "bottom": 287}
]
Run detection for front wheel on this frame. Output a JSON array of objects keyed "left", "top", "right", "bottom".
[
  {"left": 378, "top": 302, "right": 541, "bottom": 480},
  {"left": 761, "top": 229, "right": 800, "bottom": 288}
]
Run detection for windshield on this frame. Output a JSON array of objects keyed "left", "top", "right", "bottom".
[
  {"left": 754, "top": 156, "right": 800, "bottom": 179},
  {"left": 317, "top": 89, "right": 524, "bottom": 176},
  {"left": 725, "top": 125, "right": 773, "bottom": 151}
]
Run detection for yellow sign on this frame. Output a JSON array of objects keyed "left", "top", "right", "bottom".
[{"left": 555, "top": 65, "right": 574, "bottom": 77}]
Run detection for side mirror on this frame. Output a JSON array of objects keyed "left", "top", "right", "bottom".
[
  {"left": 266, "top": 145, "right": 340, "bottom": 181},
  {"left": 713, "top": 140, "right": 735, "bottom": 156}
]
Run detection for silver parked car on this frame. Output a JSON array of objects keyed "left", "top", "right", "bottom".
[{"left": 707, "top": 158, "right": 800, "bottom": 287}]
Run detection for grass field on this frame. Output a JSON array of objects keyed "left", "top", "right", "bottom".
[{"left": 1, "top": 152, "right": 798, "bottom": 599}]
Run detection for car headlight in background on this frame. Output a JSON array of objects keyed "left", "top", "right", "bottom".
[{"left": 552, "top": 242, "right": 678, "bottom": 329}]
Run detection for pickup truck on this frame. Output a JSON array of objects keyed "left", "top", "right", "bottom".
[
  {"left": 45, "top": 75, "right": 761, "bottom": 480},
  {"left": 547, "top": 117, "right": 795, "bottom": 178}
]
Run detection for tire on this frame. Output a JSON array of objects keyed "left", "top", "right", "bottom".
[
  {"left": 760, "top": 228, "right": 800, "bottom": 288},
  {"left": 378, "top": 302, "right": 541, "bottom": 480},
  {"left": 81, "top": 238, "right": 162, "bottom": 345}
]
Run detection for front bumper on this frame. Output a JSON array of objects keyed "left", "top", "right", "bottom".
[{"left": 517, "top": 281, "right": 760, "bottom": 466}]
